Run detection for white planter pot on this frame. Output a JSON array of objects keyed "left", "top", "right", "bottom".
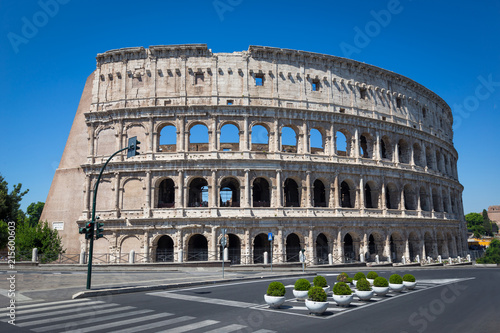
[
  {"left": 352, "top": 280, "right": 358, "bottom": 287},
  {"left": 389, "top": 283, "right": 405, "bottom": 292},
  {"left": 403, "top": 281, "right": 417, "bottom": 290},
  {"left": 264, "top": 294, "right": 286, "bottom": 309},
  {"left": 293, "top": 289, "right": 309, "bottom": 300},
  {"left": 366, "top": 278, "right": 375, "bottom": 285},
  {"left": 322, "top": 285, "right": 331, "bottom": 293},
  {"left": 355, "top": 290, "right": 374, "bottom": 301},
  {"left": 332, "top": 294, "right": 353, "bottom": 307},
  {"left": 305, "top": 299, "right": 329, "bottom": 315},
  {"left": 372, "top": 286, "right": 389, "bottom": 296}
]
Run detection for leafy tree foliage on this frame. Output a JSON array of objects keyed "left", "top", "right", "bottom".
[
  {"left": 0, "top": 220, "right": 8, "bottom": 249},
  {"left": 15, "top": 221, "right": 64, "bottom": 262},
  {"left": 466, "top": 211, "right": 496, "bottom": 237},
  {"left": 25, "top": 201, "right": 45, "bottom": 226},
  {"left": 0, "top": 174, "right": 28, "bottom": 223},
  {"left": 477, "top": 239, "right": 500, "bottom": 264}
]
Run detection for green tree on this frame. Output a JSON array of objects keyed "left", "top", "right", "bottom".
[
  {"left": 465, "top": 212, "right": 483, "bottom": 228},
  {"left": 477, "top": 239, "right": 500, "bottom": 264},
  {"left": 0, "top": 174, "right": 28, "bottom": 223},
  {"left": 482, "top": 209, "right": 493, "bottom": 236},
  {"left": 0, "top": 220, "right": 8, "bottom": 249},
  {"left": 15, "top": 221, "right": 64, "bottom": 263},
  {"left": 25, "top": 201, "right": 45, "bottom": 226}
]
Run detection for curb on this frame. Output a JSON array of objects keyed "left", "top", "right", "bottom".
[{"left": 72, "top": 272, "right": 315, "bottom": 299}]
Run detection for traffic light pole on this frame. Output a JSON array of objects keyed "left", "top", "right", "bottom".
[{"left": 86, "top": 146, "right": 129, "bottom": 290}]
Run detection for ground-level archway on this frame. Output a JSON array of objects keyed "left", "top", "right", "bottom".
[
  {"left": 156, "top": 235, "right": 174, "bottom": 262},
  {"left": 187, "top": 234, "right": 208, "bottom": 261}
]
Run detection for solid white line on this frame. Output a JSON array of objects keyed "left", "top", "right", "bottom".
[
  {"left": 32, "top": 309, "right": 154, "bottom": 333},
  {"left": 107, "top": 315, "right": 194, "bottom": 333},
  {"left": 156, "top": 319, "right": 219, "bottom": 333},
  {"left": 1, "top": 300, "right": 105, "bottom": 316},
  {"left": 150, "top": 291, "right": 258, "bottom": 308},
  {"left": 66, "top": 312, "right": 169, "bottom": 333},
  {"left": 7, "top": 303, "right": 118, "bottom": 322},
  {"left": 204, "top": 324, "right": 247, "bottom": 333},
  {"left": 18, "top": 305, "right": 136, "bottom": 327},
  {"left": 0, "top": 298, "right": 91, "bottom": 311}
]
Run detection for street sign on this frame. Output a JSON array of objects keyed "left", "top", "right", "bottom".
[{"left": 268, "top": 232, "right": 273, "bottom": 241}]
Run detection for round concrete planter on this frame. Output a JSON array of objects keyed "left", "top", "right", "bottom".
[
  {"left": 366, "top": 278, "right": 375, "bottom": 285},
  {"left": 322, "top": 285, "right": 331, "bottom": 294},
  {"left": 389, "top": 283, "right": 404, "bottom": 292},
  {"left": 264, "top": 294, "right": 286, "bottom": 309},
  {"left": 355, "top": 290, "right": 374, "bottom": 301},
  {"left": 372, "top": 286, "right": 389, "bottom": 296},
  {"left": 293, "top": 289, "right": 309, "bottom": 300},
  {"left": 403, "top": 281, "right": 417, "bottom": 290},
  {"left": 305, "top": 299, "right": 329, "bottom": 315},
  {"left": 332, "top": 294, "right": 353, "bottom": 307}
]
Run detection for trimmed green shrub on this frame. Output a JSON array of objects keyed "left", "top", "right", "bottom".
[
  {"left": 267, "top": 281, "right": 286, "bottom": 296},
  {"left": 389, "top": 274, "right": 403, "bottom": 284},
  {"left": 336, "top": 272, "right": 349, "bottom": 283},
  {"left": 403, "top": 274, "right": 416, "bottom": 282},
  {"left": 294, "top": 278, "right": 311, "bottom": 291},
  {"left": 308, "top": 286, "right": 327, "bottom": 302},
  {"left": 356, "top": 278, "right": 372, "bottom": 291},
  {"left": 353, "top": 272, "right": 366, "bottom": 280},
  {"left": 333, "top": 282, "right": 352, "bottom": 295},
  {"left": 367, "top": 271, "right": 378, "bottom": 279},
  {"left": 347, "top": 277, "right": 353, "bottom": 284},
  {"left": 313, "top": 275, "right": 328, "bottom": 288},
  {"left": 373, "top": 276, "right": 389, "bottom": 287}
]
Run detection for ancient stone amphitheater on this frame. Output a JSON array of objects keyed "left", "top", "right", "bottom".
[{"left": 41, "top": 44, "right": 467, "bottom": 265}]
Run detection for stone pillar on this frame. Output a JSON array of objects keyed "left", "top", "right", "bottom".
[
  {"left": 337, "top": 231, "right": 344, "bottom": 262},
  {"left": 276, "top": 169, "right": 283, "bottom": 207},
  {"left": 144, "top": 229, "right": 149, "bottom": 263},
  {"left": 211, "top": 169, "right": 218, "bottom": 208},
  {"left": 306, "top": 171, "right": 312, "bottom": 208},
  {"left": 404, "top": 239, "right": 410, "bottom": 261},
  {"left": 145, "top": 171, "right": 151, "bottom": 216},
  {"left": 178, "top": 116, "right": 185, "bottom": 152},
  {"left": 334, "top": 174, "right": 339, "bottom": 208},
  {"left": 410, "top": 143, "right": 415, "bottom": 166},
  {"left": 276, "top": 227, "right": 284, "bottom": 263},
  {"left": 244, "top": 116, "right": 250, "bottom": 151},
  {"left": 244, "top": 169, "right": 251, "bottom": 208},
  {"left": 84, "top": 175, "right": 91, "bottom": 214},
  {"left": 273, "top": 118, "right": 279, "bottom": 153},
  {"left": 178, "top": 169, "right": 184, "bottom": 208},
  {"left": 114, "top": 172, "right": 120, "bottom": 215},
  {"left": 354, "top": 128, "right": 359, "bottom": 158},
  {"left": 381, "top": 180, "right": 386, "bottom": 210},
  {"left": 303, "top": 121, "right": 309, "bottom": 154},
  {"left": 394, "top": 142, "right": 399, "bottom": 164},
  {"left": 375, "top": 132, "right": 381, "bottom": 161},
  {"left": 210, "top": 226, "right": 218, "bottom": 261},
  {"left": 307, "top": 228, "right": 314, "bottom": 261},
  {"left": 332, "top": 127, "right": 337, "bottom": 156},
  {"left": 383, "top": 234, "right": 391, "bottom": 262},
  {"left": 359, "top": 177, "right": 365, "bottom": 210},
  {"left": 400, "top": 187, "right": 405, "bottom": 211}
]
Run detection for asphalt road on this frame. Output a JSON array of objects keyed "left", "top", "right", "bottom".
[{"left": 2, "top": 267, "right": 499, "bottom": 333}]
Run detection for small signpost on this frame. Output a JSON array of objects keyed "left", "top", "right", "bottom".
[{"left": 268, "top": 232, "right": 273, "bottom": 272}]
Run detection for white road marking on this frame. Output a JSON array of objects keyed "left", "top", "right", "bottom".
[
  {"left": 204, "top": 324, "right": 247, "bottom": 333},
  {"left": 156, "top": 319, "right": 219, "bottom": 333},
  {"left": 0, "top": 289, "right": 32, "bottom": 302},
  {"left": 107, "top": 315, "right": 195, "bottom": 333},
  {"left": 150, "top": 291, "right": 258, "bottom": 308}
]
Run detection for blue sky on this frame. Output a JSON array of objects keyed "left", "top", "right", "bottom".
[{"left": 0, "top": 0, "right": 499, "bottom": 214}]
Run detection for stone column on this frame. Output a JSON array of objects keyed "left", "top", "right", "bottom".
[
  {"left": 276, "top": 169, "right": 283, "bottom": 207},
  {"left": 210, "top": 226, "right": 217, "bottom": 261},
  {"left": 381, "top": 180, "right": 386, "bottom": 210},
  {"left": 244, "top": 116, "right": 250, "bottom": 151},
  {"left": 359, "top": 177, "right": 365, "bottom": 211},
  {"left": 394, "top": 142, "right": 400, "bottom": 164},
  {"left": 276, "top": 227, "right": 284, "bottom": 263},
  {"left": 177, "top": 169, "right": 184, "bottom": 208},
  {"left": 410, "top": 143, "right": 415, "bottom": 166},
  {"left": 328, "top": 183, "right": 335, "bottom": 208},
  {"left": 145, "top": 171, "right": 151, "bottom": 216},
  {"left": 354, "top": 128, "right": 359, "bottom": 158},
  {"left": 211, "top": 169, "right": 218, "bottom": 208},
  {"left": 244, "top": 169, "right": 250, "bottom": 208},
  {"left": 303, "top": 121, "right": 309, "bottom": 154},
  {"left": 84, "top": 175, "right": 91, "bottom": 215},
  {"left": 307, "top": 228, "right": 314, "bottom": 261},
  {"left": 178, "top": 116, "right": 185, "bottom": 152},
  {"left": 114, "top": 172, "right": 120, "bottom": 215},
  {"left": 332, "top": 127, "right": 337, "bottom": 156},
  {"left": 383, "top": 234, "right": 391, "bottom": 261},
  {"left": 337, "top": 231, "right": 344, "bottom": 263},
  {"left": 375, "top": 132, "right": 381, "bottom": 161},
  {"left": 334, "top": 174, "right": 339, "bottom": 208},
  {"left": 273, "top": 118, "right": 279, "bottom": 153},
  {"left": 88, "top": 125, "right": 95, "bottom": 158},
  {"left": 400, "top": 187, "right": 405, "bottom": 211},
  {"left": 306, "top": 171, "right": 312, "bottom": 208},
  {"left": 144, "top": 229, "right": 149, "bottom": 263}
]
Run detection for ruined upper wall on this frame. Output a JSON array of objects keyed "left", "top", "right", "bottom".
[{"left": 92, "top": 44, "right": 454, "bottom": 142}]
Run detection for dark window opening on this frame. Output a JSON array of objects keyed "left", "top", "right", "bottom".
[
  {"left": 227, "top": 100, "right": 234, "bottom": 105},
  {"left": 360, "top": 88, "right": 367, "bottom": 100},
  {"left": 253, "top": 233, "right": 270, "bottom": 264},
  {"left": 312, "top": 79, "right": 320, "bottom": 91},
  {"left": 187, "top": 234, "right": 208, "bottom": 261},
  {"left": 365, "top": 183, "right": 374, "bottom": 208},
  {"left": 360, "top": 135, "right": 369, "bottom": 158},
  {"left": 339, "top": 108, "right": 346, "bottom": 113},
  {"left": 313, "top": 179, "right": 327, "bottom": 207},
  {"left": 158, "top": 179, "right": 175, "bottom": 208},
  {"left": 188, "top": 178, "right": 208, "bottom": 207},
  {"left": 156, "top": 235, "right": 174, "bottom": 262},
  {"left": 253, "top": 178, "right": 270, "bottom": 207},
  {"left": 316, "top": 233, "right": 329, "bottom": 264},
  {"left": 195, "top": 72, "right": 204, "bottom": 84},
  {"left": 255, "top": 74, "right": 264, "bottom": 86},
  {"left": 340, "top": 181, "right": 352, "bottom": 208},
  {"left": 396, "top": 97, "right": 402, "bottom": 108},
  {"left": 219, "top": 178, "right": 240, "bottom": 207},
  {"left": 286, "top": 233, "right": 301, "bottom": 262},
  {"left": 284, "top": 178, "right": 300, "bottom": 207},
  {"left": 344, "top": 233, "right": 355, "bottom": 262}
]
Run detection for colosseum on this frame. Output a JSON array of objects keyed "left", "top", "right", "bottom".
[{"left": 41, "top": 44, "right": 467, "bottom": 265}]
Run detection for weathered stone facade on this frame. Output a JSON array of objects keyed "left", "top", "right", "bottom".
[
  {"left": 488, "top": 206, "right": 500, "bottom": 230},
  {"left": 41, "top": 44, "right": 467, "bottom": 264}
]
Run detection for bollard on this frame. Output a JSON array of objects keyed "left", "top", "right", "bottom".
[
  {"left": 178, "top": 249, "right": 183, "bottom": 263},
  {"left": 80, "top": 250, "right": 86, "bottom": 264},
  {"left": 375, "top": 254, "right": 380, "bottom": 264},
  {"left": 360, "top": 253, "right": 365, "bottom": 263},
  {"left": 416, "top": 255, "right": 420, "bottom": 263},
  {"left": 467, "top": 254, "right": 471, "bottom": 262},
  {"left": 223, "top": 247, "right": 229, "bottom": 261},
  {"left": 328, "top": 253, "right": 333, "bottom": 265},
  {"left": 32, "top": 248, "right": 38, "bottom": 263},
  {"left": 129, "top": 250, "right": 135, "bottom": 264},
  {"left": 438, "top": 255, "right": 442, "bottom": 263},
  {"left": 263, "top": 251, "right": 268, "bottom": 265},
  {"left": 402, "top": 256, "right": 406, "bottom": 265},
  {"left": 427, "top": 256, "right": 431, "bottom": 263},
  {"left": 458, "top": 256, "right": 461, "bottom": 263}
]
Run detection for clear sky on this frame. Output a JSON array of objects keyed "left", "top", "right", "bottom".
[{"left": 1, "top": 0, "right": 499, "bottom": 215}]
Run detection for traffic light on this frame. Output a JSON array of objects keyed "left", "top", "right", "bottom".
[
  {"left": 127, "top": 136, "right": 141, "bottom": 158},
  {"left": 95, "top": 222, "right": 104, "bottom": 240},
  {"left": 85, "top": 221, "right": 94, "bottom": 240}
]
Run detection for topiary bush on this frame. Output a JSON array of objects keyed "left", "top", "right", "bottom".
[
  {"left": 389, "top": 274, "right": 403, "bottom": 284},
  {"left": 367, "top": 271, "right": 378, "bottom": 279},
  {"left": 373, "top": 276, "right": 389, "bottom": 287},
  {"left": 347, "top": 277, "right": 353, "bottom": 284},
  {"left": 356, "top": 278, "right": 372, "bottom": 291},
  {"left": 337, "top": 272, "right": 349, "bottom": 283},
  {"left": 308, "top": 286, "right": 327, "bottom": 302},
  {"left": 333, "top": 282, "right": 352, "bottom": 295},
  {"left": 313, "top": 275, "right": 328, "bottom": 288},
  {"left": 403, "top": 274, "right": 416, "bottom": 282},
  {"left": 353, "top": 272, "right": 366, "bottom": 280},
  {"left": 294, "top": 278, "right": 311, "bottom": 291},
  {"left": 267, "top": 281, "right": 286, "bottom": 296}
]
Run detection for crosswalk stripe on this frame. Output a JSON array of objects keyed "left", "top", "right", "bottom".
[
  {"left": 150, "top": 291, "right": 257, "bottom": 308},
  {"left": 107, "top": 315, "right": 195, "bottom": 333},
  {"left": 156, "top": 319, "right": 219, "bottom": 333},
  {"left": 32, "top": 309, "right": 155, "bottom": 333},
  {"left": 204, "top": 324, "right": 247, "bottom": 333},
  {"left": 65, "top": 312, "right": 170, "bottom": 333},
  {"left": 1, "top": 300, "right": 105, "bottom": 316},
  {"left": 18, "top": 305, "right": 136, "bottom": 327},
  {"left": 253, "top": 330, "right": 278, "bottom": 333},
  {"left": 9, "top": 303, "right": 118, "bottom": 322},
  {"left": 11, "top": 298, "right": 91, "bottom": 310}
]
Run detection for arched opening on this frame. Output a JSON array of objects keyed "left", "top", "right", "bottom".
[
  {"left": 368, "top": 234, "right": 376, "bottom": 256},
  {"left": 286, "top": 233, "right": 301, "bottom": 262},
  {"left": 398, "top": 139, "right": 410, "bottom": 164},
  {"left": 252, "top": 178, "right": 270, "bottom": 207},
  {"left": 437, "top": 233, "right": 445, "bottom": 257},
  {"left": 281, "top": 126, "right": 297, "bottom": 153},
  {"left": 436, "top": 150, "right": 443, "bottom": 173},
  {"left": 220, "top": 123, "right": 240, "bottom": 151},
  {"left": 386, "top": 183, "right": 399, "bottom": 209},
  {"left": 413, "top": 143, "right": 423, "bottom": 167},
  {"left": 432, "top": 188, "right": 441, "bottom": 212},
  {"left": 424, "top": 232, "right": 433, "bottom": 259},
  {"left": 251, "top": 124, "right": 269, "bottom": 152},
  {"left": 158, "top": 125, "right": 177, "bottom": 152},
  {"left": 447, "top": 233, "right": 454, "bottom": 258},
  {"left": 344, "top": 233, "right": 355, "bottom": 262},
  {"left": 336, "top": 131, "right": 350, "bottom": 157},
  {"left": 284, "top": 178, "right": 300, "bottom": 207},
  {"left": 310, "top": 128, "right": 324, "bottom": 154},
  {"left": 316, "top": 233, "right": 329, "bottom": 264},
  {"left": 404, "top": 184, "right": 416, "bottom": 210},
  {"left": 188, "top": 178, "right": 208, "bottom": 207},
  {"left": 426, "top": 147, "right": 434, "bottom": 170},
  {"left": 187, "top": 234, "right": 208, "bottom": 261},
  {"left": 367, "top": 233, "right": 384, "bottom": 261},
  {"left": 313, "top": 179, "right": 326, "bottom": 207},
  {"left": 188, "top": 124, "right": 209, "bottom": 152},
  {"left": 381, "top": 136, "right": 392, "bottom": 161},
  {"left": 359, "top": 133, "right": 373, "bottom": 158},
  {"left": 442, "top": 190, "right": 449, "bottom": 213},
  {"left": 253, "top": 233, "right": 271, "bottom": 263},
  {"left": 219, "top": 178, "right": 240, "bottom": 207},
  {"left": 420, "top": 187, "right": 429, "bottom": 211},
  {"left": 341, "top": 181, "right": 353, "bottom": 208},
  {"left": 158, "top": 178, "right": 175, "bottom": 208},
  {"left": 220, "top": 233, "right": 241, "bottom": 264},
  {"left": 408, "top": 232, "right": 420, "bottom": 261},
  {"left": 156, "top": 235, "right": 174, "bottom": 262},
  {"left": 365, "top": 182, "right": 378, "bottom": 209}
]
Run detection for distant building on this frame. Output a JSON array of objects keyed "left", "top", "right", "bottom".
[{"left": 488, "top": 205, "right": 500, "bottom": 229}]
